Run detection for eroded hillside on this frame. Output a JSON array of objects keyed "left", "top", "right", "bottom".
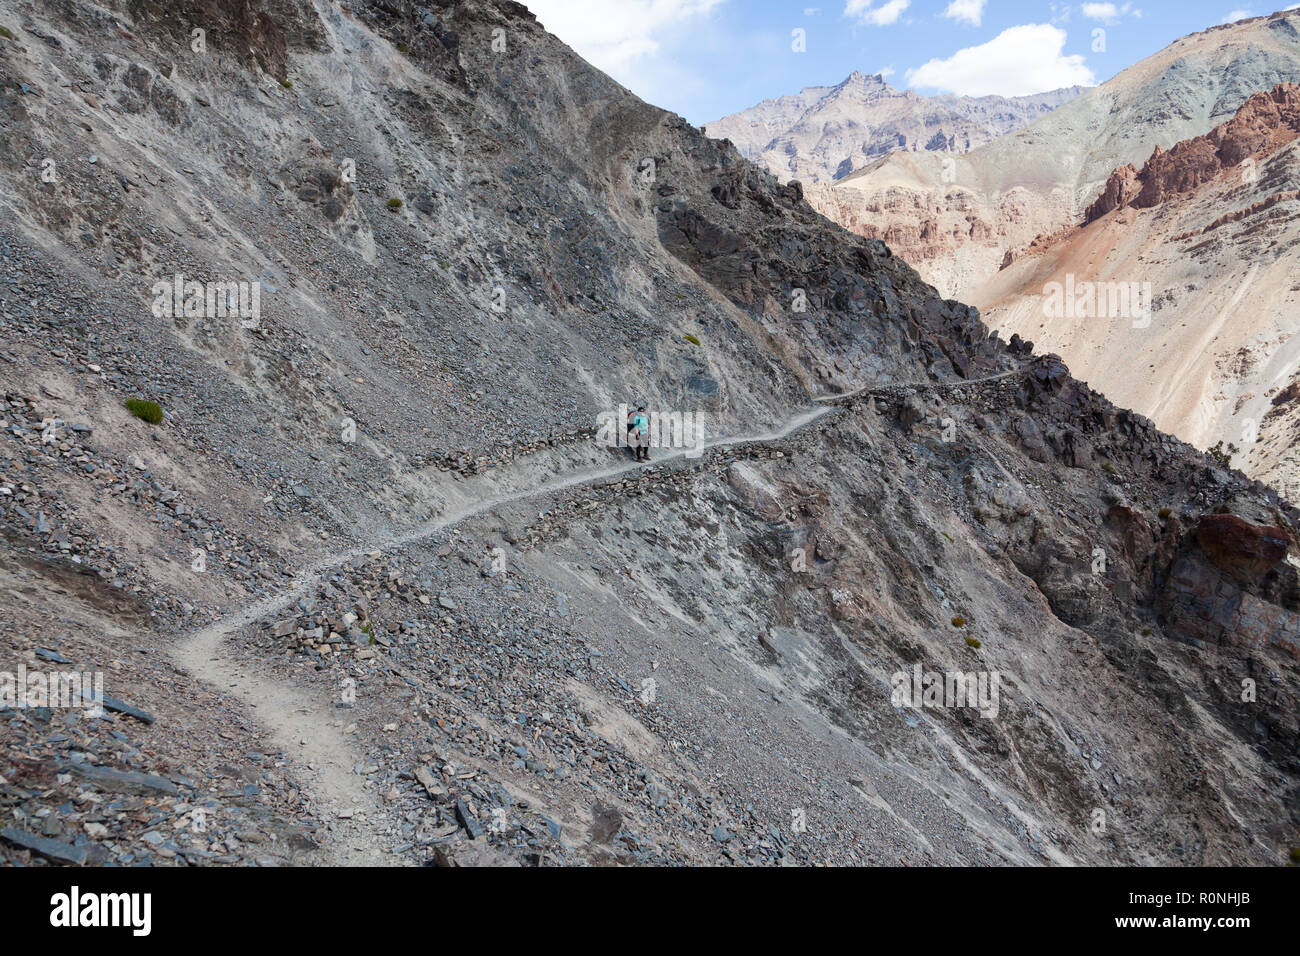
[
  {"left": 979, "top": 85, "right": 1300, "bottom": 504},
  {"left": 0, "top": 0, "right": 1295, "bottom": 867}
]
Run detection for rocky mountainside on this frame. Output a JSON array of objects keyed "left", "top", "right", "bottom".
[
  {"left": 705, "top": 71, "right": 1082, "bottom": 185},
  {"left": 977, "top": 84, "right": 1300, "bottom": 502},
  {"left": 1083, "top": 84, "right": 1300, "bottom": 223},
  {"left": 806, "top": 10, "right": 1300, "bottom": 298},
  {"left": 0, "top": 0, "right": 1295, "bottom": 867}
]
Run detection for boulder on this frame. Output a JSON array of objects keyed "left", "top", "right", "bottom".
[{"left": 897, "top": 395, "right": 926, "bottom": 432}]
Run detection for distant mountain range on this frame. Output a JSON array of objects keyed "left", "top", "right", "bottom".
[
  {"left": 704, "top": 71, "right": 1084, "bottom": 185},
  {"left": 780, "top": 10, "right": 1300, "bottom": 499},
  {"left": 802, "top": 10, "right": 1300, "bottom": 299}
]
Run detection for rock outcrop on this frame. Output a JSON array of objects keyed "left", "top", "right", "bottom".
[
  {"left": 1085, "top": 83, "right": 1300, "bottom": 223},
  {"left": 1194, "top": 513, "right": 1291, "bottom": 584}
]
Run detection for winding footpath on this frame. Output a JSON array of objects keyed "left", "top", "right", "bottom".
[
  {"left": 172, "top": 365, "right": 1034, "bottom": 863},
  {"left": 172, "top": 404, "right": 835, "bottom": 864}
]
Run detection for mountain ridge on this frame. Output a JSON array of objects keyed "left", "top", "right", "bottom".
[
  {"left": 975, "top": 82, "right": 1300, "bottom": 504},
  {"left": 705, "top": 70, "right": 1084, "bottom": 185}
]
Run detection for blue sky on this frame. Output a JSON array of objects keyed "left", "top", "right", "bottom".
[{"left": 521, "top": 1, "right": 1299, "bottom": 123}]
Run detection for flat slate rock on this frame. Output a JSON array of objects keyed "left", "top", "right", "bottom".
[
  {"left": 1, "top": 826, "right": 87, "bottom": 864},
  {"left": 60, "top": 762, "right": 180, "bottom": 795},
  {"left": 76, "top": 688, "right": 156, "bottom": 723},
  {"left": 414, "top": 766, "right": 443, "bottom": 797},
  {"left": 454, "top": 798, "right": 483, "bottom": 839},
  {"left": 99, "top": 693, "right": 155, "bottom": 723}
]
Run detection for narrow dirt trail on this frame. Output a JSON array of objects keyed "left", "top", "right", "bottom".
[
  {"left": 811, "top": 365, "right": 1031, "bottom": 405},
  {"left": 174, "top": 581, "right": 394, "bottom": 864},
  {"left": 171, "top": 404, "right": 835, "bottom": 864}
]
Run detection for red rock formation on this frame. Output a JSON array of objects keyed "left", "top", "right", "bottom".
[
  {"left": 1084, "top": 83, "right": 1300, "bottom": 224},
  {"left": 1083, "top": 163, "right": 1142, "bottom": 222},
  {"left": 1194, "top": 513, "right": 1290, "bottom": 583}
]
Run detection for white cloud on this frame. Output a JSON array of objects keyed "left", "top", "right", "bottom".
[
  {"left": 523, "top": 0, "right": 724, "bottom": 74},
  {"left": 844, "top": 0, "right": 911, "bottom": 27},
  {"left": 1082, "top": 2, "right": 1119, "bottom": 20},
  {"left": 944, "top": 0, "right": 987, "bottom": 27},
  {"left": 1082, "top": 2, "right": 1140, "bottom": 24},
  {"left": 906, "top": 24, "right": 1096, "bottom": 96},
  {"left": 878, "top": 64, "right": 897, "bottom": 79},
  {"left": 1221, "top": 8, "right": 1255, "bottom": 22}
]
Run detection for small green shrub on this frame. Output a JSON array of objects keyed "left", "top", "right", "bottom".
[
  {"left": 396, "top": 41, "right": 409, "bottom": 52},
  {"left": 683, "top": 333, "right": 701, "bottom": 346},
  {"left": 965, "top": 636, "right": 981, "bottom": 649},
  {"left": 1290, "top": 846, "right": 1300, "bottom": 864},
  {"left": 386, "top": 197, "right": 403, "bottom": 209},
  {"left": 951, "top": 616, "right": 965, "bottom": 629},
  {"left": 280, "top": 78, "right": 293, "bottom": 89},
  {"left": 1158, "top": 507, "right": 1172, "bottom": 520},
  {"left": 125, "top": 398, "right": 162, "bottom": 424},
  {"left": 1102, "top": 462, "right": 1114, "bottom": 473},
  {"left": 0, "top": 26, "right": 15, "bottom": 40}
]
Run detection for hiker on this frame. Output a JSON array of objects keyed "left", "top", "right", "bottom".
[
  {"left": 627, "top": 404, "right": 651, "bottom": 461},
  {"left": 1061, "top": 426, "right": 1079, "bottom": 468}
]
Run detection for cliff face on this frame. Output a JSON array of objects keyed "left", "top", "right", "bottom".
[{"left": 0, "top": 0, "right": 1295, "bottom": 868}]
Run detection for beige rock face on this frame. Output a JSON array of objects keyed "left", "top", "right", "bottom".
[
  {"left": 807, "top": 10, "right": 1300, "bottom": 299},
  {"left": 803, "top": 166, "right": 1065, "bottom": 299}
]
